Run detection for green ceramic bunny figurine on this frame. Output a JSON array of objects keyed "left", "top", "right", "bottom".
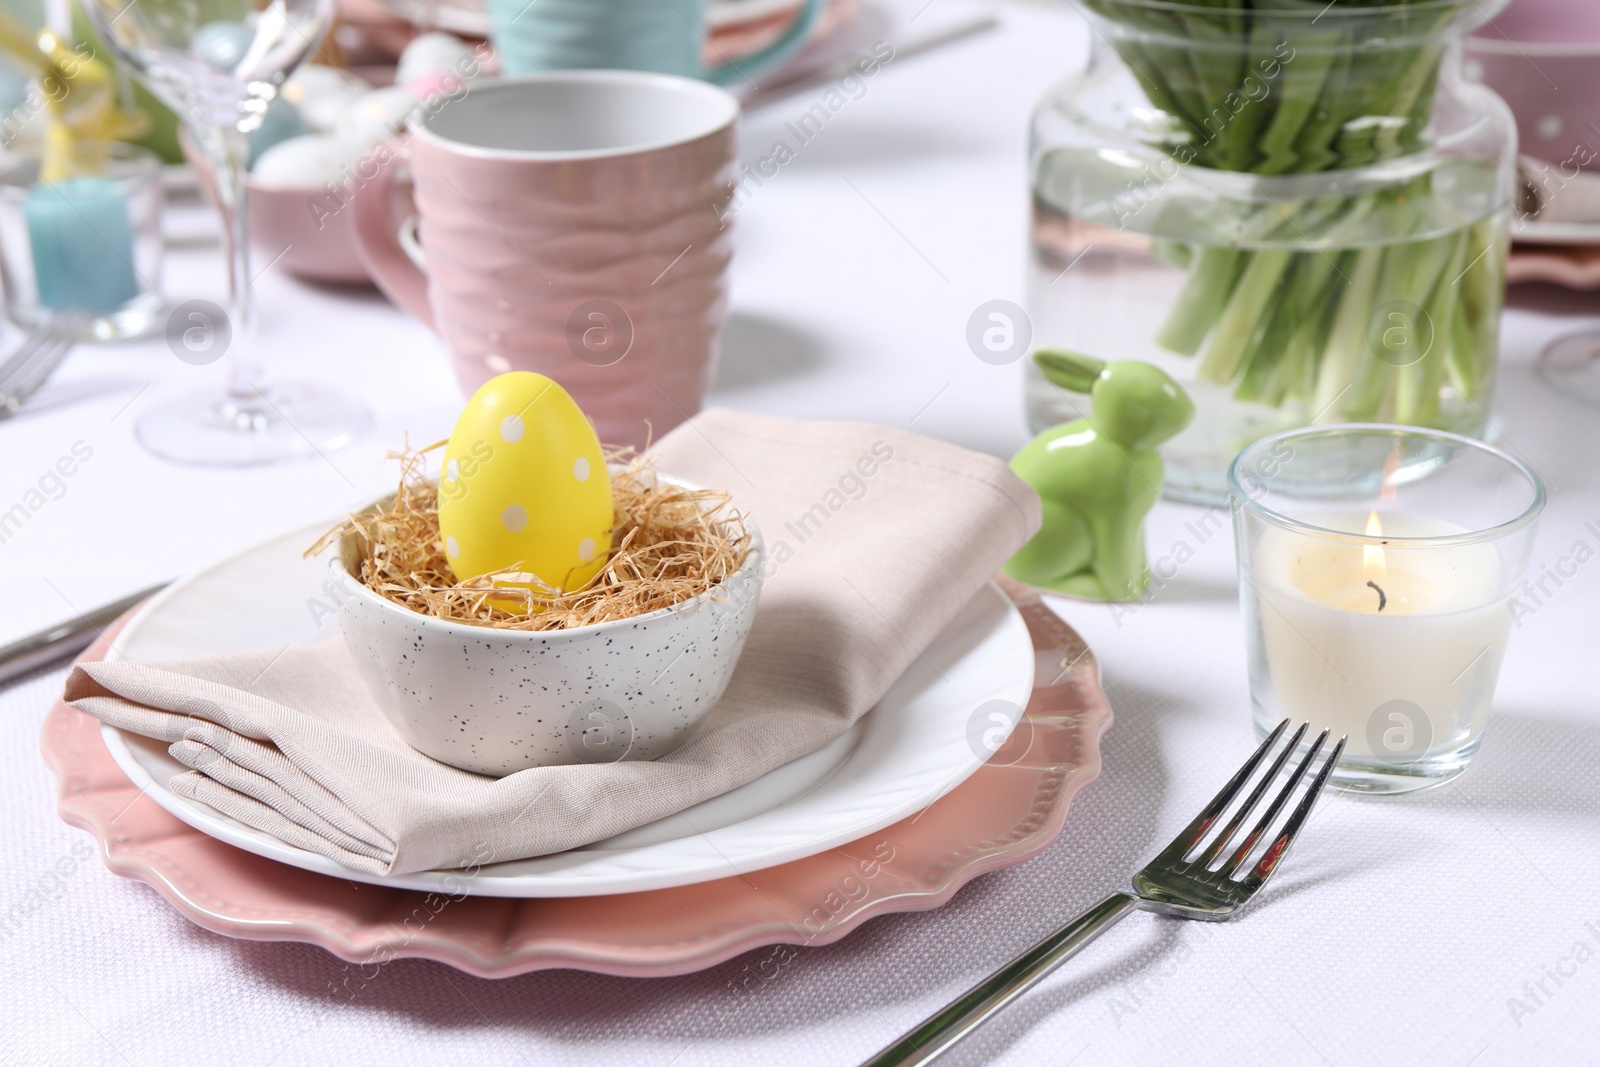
[{"left": 1004, "top": 349, "right": 1195, "bottom": 602}]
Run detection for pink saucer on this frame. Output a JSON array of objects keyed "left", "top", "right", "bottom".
[{"left": 42, "top": 579, "right": 1110, "bottom": 978}]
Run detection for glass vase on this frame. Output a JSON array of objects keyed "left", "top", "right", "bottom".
[{"left": 1025, "top": 0, "right": 1518, "bottom": 503}]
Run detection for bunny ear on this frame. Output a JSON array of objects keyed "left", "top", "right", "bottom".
[{"left": 1034, "top": 349, "right": 1107, "bottom": 394}]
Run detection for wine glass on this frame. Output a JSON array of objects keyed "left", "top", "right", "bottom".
[{"left": 80, "top": 0, "right": 370, "bottom": 465}]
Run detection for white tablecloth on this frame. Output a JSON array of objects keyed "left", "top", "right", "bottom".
[{"left": 4, "top": 2, "right": 1599, "bottom": 1064}]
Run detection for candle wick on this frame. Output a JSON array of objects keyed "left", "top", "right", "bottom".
[{"left": 1366, "top": 580, "right": 1387, "bottom": 612}]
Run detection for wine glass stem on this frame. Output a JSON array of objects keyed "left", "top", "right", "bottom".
[{"left": 212, "top": 125, "right": 260, "bottom": 404}]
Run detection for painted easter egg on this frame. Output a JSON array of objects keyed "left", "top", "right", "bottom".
[
  {"left": 396, "top": 31, "right": 475, "bottom": 91},
  {"left": 437, "top": 372, "right": 612, "bottom": 598},
  {"left": 282, "top": 66, "right": 369, "bottom": 132},
  {"left": 333, "top": 86, "right": 420, "bottom": 147},
  {"left": 248, "top": 97, "right": 310, "bottom": 168},
  {"left": 193, "top": 21, "right": 254, "bottom": 70},
  {"left": 250, "top": 133, "right": 366, "bottom": 189}
]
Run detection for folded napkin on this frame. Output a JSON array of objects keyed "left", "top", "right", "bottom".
[{"left": 65, "top": 409, "right": 1040, "bottom": 875}]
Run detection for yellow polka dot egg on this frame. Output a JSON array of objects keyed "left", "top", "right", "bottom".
[{"left": 437, "top": 372, "right": 611, "bottom": 598}]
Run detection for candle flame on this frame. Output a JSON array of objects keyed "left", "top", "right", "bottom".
[
  {"left": 1379, "top": 445, "right": 1403, "bottom": 504},
  {"left": 1363, "top": 510, "right": 1387, "bottom": 581}
]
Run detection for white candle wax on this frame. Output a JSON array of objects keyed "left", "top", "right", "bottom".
[{"left": 1251, "top": 510, "right": 1511, "bottom": 760}]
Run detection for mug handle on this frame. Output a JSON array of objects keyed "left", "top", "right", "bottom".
[
  {"left": 704, "top": 0, "right": 824, "bottom": 87},
  {"left": 351, "top": 140, "right": 436, "bottom": 328}
]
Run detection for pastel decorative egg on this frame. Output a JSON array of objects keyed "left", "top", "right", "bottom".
[
  {"left": 333, "top": 87, "right": 420, "bottom": 147},
  {"left": 248, "top": 97, "right": 310, "bottom": 168},
  {"left": 437, "top": 372, "right": 612, "bottom": 598},
  {"left": 396, "top": 32, "right": 476, "bottom": 90},
  {"left": 282, "top": 66, "right": 370, "bottom": 132},
  {"left": 193, "top": 21, "right": 254, "bottom": 70},
  {"left": 250, "top": 133, "right": 366, "bottom": 189}
]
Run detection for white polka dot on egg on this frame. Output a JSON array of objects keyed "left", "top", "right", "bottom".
[
  {"left": 573, "top": 456, "right": 590, "bottom": 482},
  {"left": 578, "top": 537, "right": 596, "bottom": 562},
  {"left": 502, "top": 504, "right": 528, "bottom": 533},
  {"left": 445, "top": 535, "right": 460, "bottom": 558},
  {"left": 500, "top": 414, "right": 524, "bottom": 443}
]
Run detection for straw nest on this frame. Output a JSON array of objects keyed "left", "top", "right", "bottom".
[{"left": 306, "top": 440, "right": 751, "bottom": 630}]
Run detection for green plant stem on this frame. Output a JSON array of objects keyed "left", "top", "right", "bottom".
[
  {"left": 1310, "top": 245, "right": 1382, "bottom": 419},
  {"left": 1154, "top": 245, "right": 1249, "bottom": 355},
  {"left": 1196, "top": 247, "right": 1295, "bottom": 383},
  {"left": 1082, "top": 0, "right": 1506, "bottom": 435}
]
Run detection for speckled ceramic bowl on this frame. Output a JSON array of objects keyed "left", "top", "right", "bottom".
[{"left": 333, "top": 478, "right": 763, "bottom": 776}]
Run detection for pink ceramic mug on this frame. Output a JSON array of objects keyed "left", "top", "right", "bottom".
[{"left": 353, "top": 71, "right": 738, "bottom": 447}]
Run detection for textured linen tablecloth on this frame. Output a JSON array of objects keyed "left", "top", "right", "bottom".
[{"left": 3, "top": 1, "right": 1600, "bottom": 1064}]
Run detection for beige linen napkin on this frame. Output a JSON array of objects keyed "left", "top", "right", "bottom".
[{"left": 65, "top": 409, "right": 1040, "bottom": 876}]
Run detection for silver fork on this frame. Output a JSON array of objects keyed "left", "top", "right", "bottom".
[
  {"left": 862, "top": 719, "right": 1345, "bottom": 1067},
  {"left": 0, "top": 309, "right": 91, "bottom": 420}
]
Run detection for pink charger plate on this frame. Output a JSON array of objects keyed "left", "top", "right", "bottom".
[
  {"left": 41, "top": 578, "right": 1111, "bottom": 979},
  {"left": 1508, "top": 245, "right": 1600, "bottom": 290}
]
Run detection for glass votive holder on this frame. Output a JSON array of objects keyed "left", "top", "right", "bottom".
[
  {"left": 1229, "top": 425, "right": 1545, "bottom": 795},
  {"left": 0, "top": 141, "right": 164, "bottom": 341}
]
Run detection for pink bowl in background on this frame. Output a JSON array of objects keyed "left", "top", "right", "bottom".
[
  {"left": 1467, "top": 0, "right": 1600, "bottom": 169},
  {"left": 245, "top": 181, "right": 373, "bottom": 286},
  {"left": 181, "top": 132, "right": 374, "bottom": 287}
]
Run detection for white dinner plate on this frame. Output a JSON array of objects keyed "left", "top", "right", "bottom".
[{"left": 100, "top": 521, "right": 1034, "bottom": 897}]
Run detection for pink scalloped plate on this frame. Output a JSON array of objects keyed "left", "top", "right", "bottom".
[
  {"left": 1508, "top": 244, "right": 1600, "bottom": 290},
  {"left": 42, "top": 578, "right": 1110, "bottom": 978}
]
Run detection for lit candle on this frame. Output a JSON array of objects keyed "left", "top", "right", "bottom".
[
  {"left": 1251, "top": 508, "right": 1511, "bottom": 763},
  {"left": 25, "top": 176, "right": 140, "bottom": 313}
]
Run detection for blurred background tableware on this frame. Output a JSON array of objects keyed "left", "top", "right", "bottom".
[
  {"left": 485, "top": 0, "right": 821, "bottom": 83},
  {"left": 0, "top": 142, "right": 163, "bottom": 340},
  {"left": 1466, "top": 0, "right": 1600, "bottom": 403},
  {"left": 0, "top": 308, "right": 91, "bottom": 419},
  {"left": 181, "top": 132, "right": 371, "bottom": 287},
  {"left": 336, "top": 0, "right": 861, "bottom": 75},
  {"left": 1506, "top": 244, "right": 1600, "bottom": 290},
  {"left": 1231, "top": 425, "right": 1545, "bottom": 795},
  {"left": 709, "top": 0, "right": 861, "bottom": 69},
  {"left": 176, "top": 50, "right": 470, "bottom": 289},
  {"left": 352, "top": 71, "right": 738, "bottom": 448},
  {"left": 1466, "top": 0, "right": 1600, "bottom": 182},
  {"left": 78, "top": 0, "right": 371, "bottom": 466},
  {"left": 1027, "top": 0, "right": 1518, "bottom": 504}
]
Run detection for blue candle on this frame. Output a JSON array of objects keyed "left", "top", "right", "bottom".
[{"left": 25, "top": 177, "right": 141, "bottom": 313}]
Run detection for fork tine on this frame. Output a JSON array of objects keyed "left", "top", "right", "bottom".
[
  {"left": 0, "top": 327, "right": 57, "bottom": 395},
  {"left": 0, "top": 310, "right": 88, "bottom": 413},
  {"left": 2, "top": 311, "right": 79, "bottom": 383},
  {"left": 1220, "top": 728, "right": 1328, "bottom": 878},
  {"left": 1194, "top": 721, "right": 1308, "bottom": 869},
  {"left": 1240, "top": 733, "right": 1346, "bottom": 891},
  {"left": 1155, "top": 718, "right": 1290, "bottom": 864}
]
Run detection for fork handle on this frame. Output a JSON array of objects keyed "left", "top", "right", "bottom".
[{"left": 860, "top": 892, "right": 1140, "bottom": 1067}]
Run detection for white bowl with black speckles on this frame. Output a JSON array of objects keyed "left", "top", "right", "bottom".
[{"left": 333, "top": 483, "right": 763, "bottom": 777}]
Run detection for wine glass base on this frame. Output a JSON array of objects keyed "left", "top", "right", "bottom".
[
  {"left": 136, "top": 383, "right": 371, "bottom": 466},
  {"left": 1537, "top": 329, "right": 1600, "bottom": 405}
]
